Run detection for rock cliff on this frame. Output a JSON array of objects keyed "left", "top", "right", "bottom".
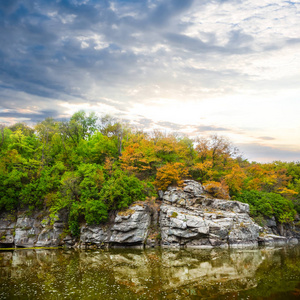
[{"left": 0, "top": 180, "right": 299, "bottom": 248}]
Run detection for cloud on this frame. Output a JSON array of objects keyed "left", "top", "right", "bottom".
[
  {"left": 258, "top": 136, "right": 275, "bottom": 141},
  {"left": 147, "top": 0, "right": 195, "bottom": 27},
  {"left": 0, "top": 109, "right": 60, "bottom": 123},
  {"left": 0, "top": 0, "right": 300, "bottom": 161},
  {"left": 193, "top": 125, "right": 229, "bottom": 132},
  {"left": 238, "top": 143, "right": 300, "bottom": 163},
  {"left": 156, "top": 121, "right": 185, "bottom": 131},
  {"left": 134, "top": 117, "right": 154, "bottom": 129},
  {"left": 1, "top": 0, "right": 298, "bottom": 113}
]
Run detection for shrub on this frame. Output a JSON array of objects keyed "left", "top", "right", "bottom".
[
  {"left": 84, "top": 199, "right": 108, "bottom": 224},
  {"left": 170, "top": 212, "right": 178, "bottom": 218},
  {"left": 99, "top": 169, "right": 146, "bottom": 210},
  {"left": 236, "top": 190, "right": 296, "bottom": 223}
]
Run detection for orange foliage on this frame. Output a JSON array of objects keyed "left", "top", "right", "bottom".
[
  {"left": 245, "top": 163, "right": 293, "bottom": 193},
  {"left": 153, "top": 162, "right": 189, "bottom": 191},
  {"left": 191, "top": 161, "right": 214, "bottom": 183},
  {"left": 103, "top": 157, "right": 113, "bottom": 175},
  {"left": 277, "top": 187, "right": 298, "bottom": 198},
  {"left": 224, "top": 165, "right": 247, "bottom": 194},
  {"left": 204, "top": 181, "right": 230, "bottom": 199},
  {"left": 120, "top": 135, "right": 158, "bottom": 177}
]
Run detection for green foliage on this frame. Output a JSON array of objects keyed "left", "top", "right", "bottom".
[
  {"left": 236, "top": 190, "right": 296, "bottom": 223},
  {"left": 84, "top": 199, "right": 108, "bottom": 224},
  {"left": 99, "top": 169, "right": 146, "bottom": 210},
  {"left": 0, "top": 111, "right": 299, "bottom": 235}
]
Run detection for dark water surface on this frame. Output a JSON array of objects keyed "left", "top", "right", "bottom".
[{"left": 1, "top": 246, "right": 300, "bottom": 299}]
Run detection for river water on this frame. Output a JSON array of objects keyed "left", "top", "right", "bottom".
[{"left": 0, "top": 246, "right": 300, "bottom": 299}]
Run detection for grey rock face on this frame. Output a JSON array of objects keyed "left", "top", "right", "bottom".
[
  {"left": 79, "top": 203, "right": 151, "bottom": 248},
  {"left": 159, "top": 180, "right": 262, "bottom": 248},
  {"left": 14, "top": 216, "right": 41, "bottom": 247},
  {"left": 0, "top": 211, "right": 66, "bottom": 248},
  {"left": 80, "top": 225, "right": 109, "bottom": 247},
  {"left": 258, "top": 234, "right": 287, "bottom": 246},
  {"left": 265, "top": 217, "right": 277, "bottom": 227},
  {"left": 110, "top": 204, "right": 151, "bottom": 246},
  {"left": 35, "top": 220, "right": 64, "bottom": 247},
  {"left": 0, "top": 214, "right": 16, "bottom": 247}
]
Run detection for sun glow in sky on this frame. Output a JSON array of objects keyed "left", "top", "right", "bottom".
[{"left": 0, "top": 0, "right": 299, "bottom": 162}]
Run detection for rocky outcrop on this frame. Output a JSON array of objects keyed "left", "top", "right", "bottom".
[
  {"left": 80, "top": 203, "right": 151, "bottom": 249},
  {"left": 0, "top": 214, "right": 15, "bottom": 247},
  {"left": 110, "top": 204, "right": 151, "bottom": 246},
  {"left": 160, "top": 180, "right": 261, "bottom": 248},
  {"left": 0, "top": 211, "right": 67, "bottom": 248},
  {"left": 0, "top": 180, "right": 298, "bottom": 248}
]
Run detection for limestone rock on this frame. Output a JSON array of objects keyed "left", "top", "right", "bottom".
[
  {"left": 80, "top": 225, "right": 109, "bottom": 247},
  {"left": 0, "top": 213, "right": 16, "bottom": 247},
  {"left": 258, "top": 234, "right": 287, "bottom": 246},
  {"left": 159, "top": 180, "right": 261, "bottom": 248},
  {"left": 110, "top": 204, "right": 151, "bottom": 245},
  {"left": 14, "top": 215, "right": 41, "bottom": 247}
]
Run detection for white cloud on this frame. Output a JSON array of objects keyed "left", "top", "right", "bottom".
[{"left": 1, "top": 0, "right": 300, "bottom": 161}]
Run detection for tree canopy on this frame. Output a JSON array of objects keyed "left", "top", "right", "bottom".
[{"left": 0, "top": 111, "right": 299, "bottom": 235}]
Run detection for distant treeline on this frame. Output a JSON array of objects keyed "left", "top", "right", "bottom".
[{"left": 0, "top": 111, "right": 299, "bottom": 235}]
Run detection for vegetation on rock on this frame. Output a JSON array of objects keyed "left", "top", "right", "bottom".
[{"left": 0, "top": 111, "right": 299, "bottom": 232}]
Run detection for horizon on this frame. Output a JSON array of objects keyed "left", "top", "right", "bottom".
[
  {"left": 0, "top": 0, "right": 299, "bottom": 163},
  {"left": 3, "top": 111, "right": 299, "bottom": 164}
]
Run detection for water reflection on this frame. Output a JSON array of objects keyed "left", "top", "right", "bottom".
[{"left": 1, "top": 246, "right": 300, "bottom": 299}]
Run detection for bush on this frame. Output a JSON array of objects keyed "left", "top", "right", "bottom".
[
  {"left": 99, "top": 169, "right": 146, "bottom": 210},
  {"left": 236, "top": 190, "right": 296, "bottom": 223},
  {"left": 84, "top": 199, "right": 108, "bottom": 224}
]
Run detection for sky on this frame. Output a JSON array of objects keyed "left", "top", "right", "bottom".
[{"left": 0, "top": 0, "right": 299, "bottom": 162}]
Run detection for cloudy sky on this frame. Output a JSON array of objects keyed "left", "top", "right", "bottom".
[{"left": 0, "top": 0, "right": 299, "bottom": 162}]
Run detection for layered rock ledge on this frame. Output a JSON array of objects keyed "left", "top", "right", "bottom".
[{"left": 0, "top": 180, "right": 299, "bottom": 249}]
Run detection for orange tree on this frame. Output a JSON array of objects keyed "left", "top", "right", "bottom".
[
  {"left": 120, "top": 132, "right": 158, "bottom": 179},
  {"left": 153, "top": 162, "right": 189, "bottom": 191}
]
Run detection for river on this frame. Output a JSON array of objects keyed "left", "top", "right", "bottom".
[{"left": 1, "top": 245, "right": 300, "bottom": 299}]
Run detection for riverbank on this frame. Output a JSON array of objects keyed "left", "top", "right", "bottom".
[{"left": 1, "top": 180, "right": 299, "bottom": 249}]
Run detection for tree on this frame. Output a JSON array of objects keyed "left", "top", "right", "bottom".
[
  {"left": 224, "top": 165, "right": 247, "bottom": 196},
  {"left": 236, "top": 190, "right": 296, "bottom": 223},
  {"left": 60, "top": 111, "right": 98, "bottom": 146},
  {"left": 98, "top": 169, "right": 147, "bottom": 211},
  {"left": 100, "top": 115, "right": 126, "bottom": 157},
  {"left": 153, "top": 162, "right": 189, "bottom": 191},
  {"left": 0, "top": 124, "right": 6, "bottom": 149},
  {"left": 120, "top": 133, "right": 158, "bottom": 178},
  {"left": 204, "top": 181, "right": 230, "bottom": 199},
  {"left": 35, "top": 117, "right": 59, "bottom": 165},
  {"left": 8, "top": 122, "right": 34, "bottom": 136}
]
